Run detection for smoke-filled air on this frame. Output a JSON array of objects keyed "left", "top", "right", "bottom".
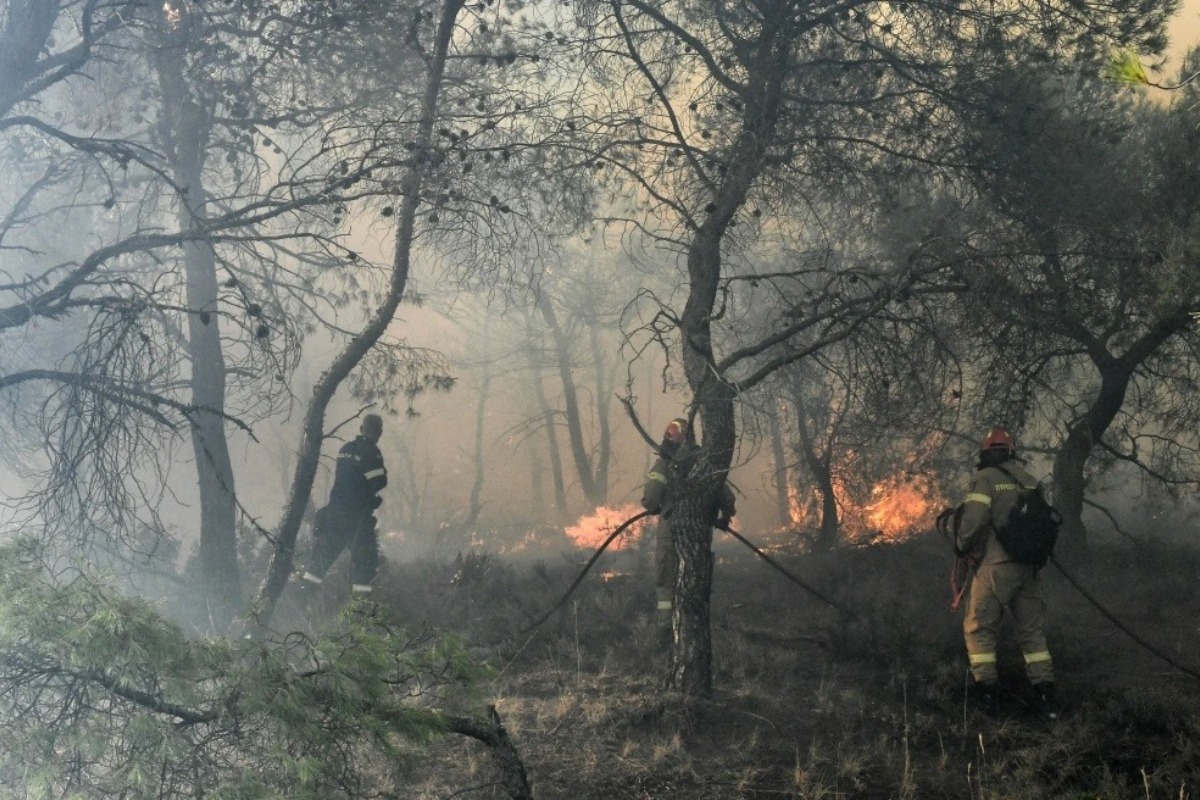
[{"left": 3, "top": 0, "right": 1200, "bottom": 797}]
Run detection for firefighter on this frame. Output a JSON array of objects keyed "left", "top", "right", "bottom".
[
  {"left": 641, "top": 417, "right": 736, "bottom": 645},
  {"left": 958, "top": 427, "right": 1057, "bottom": 719},
  {"left": 299, "top": 413, "right": 389, "bottom": 597}
]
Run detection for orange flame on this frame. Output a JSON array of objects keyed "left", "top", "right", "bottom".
[
  {"left": 564, "top": 504, "right": 648, "bottom": 551},
  {"left": 853, "top": 472, "right": 943, "bottom": 543},
  {"left": 787, "top": 481, "right": 808, "bottom": 528},
  {"left": 775, "top": 461, "right": 945, "bottom": 545}
]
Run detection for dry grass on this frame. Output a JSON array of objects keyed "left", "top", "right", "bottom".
[{"left": 338, "top": 534, "right": 1200, "bottom": 799}]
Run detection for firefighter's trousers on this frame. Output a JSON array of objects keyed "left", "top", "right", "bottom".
[
  {"left": 308, "top": 504, "right": 380, "bottom": 589},
  {"left": 963, "top": 561, "right": 1054, "bottom": 685},
  {"left": 654, "top": 516, "right": 675, "bottom": 617}
]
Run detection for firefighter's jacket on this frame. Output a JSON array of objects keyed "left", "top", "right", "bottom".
[
  {"left": 958, "top": 461, "right": 1039, "bottom": 566},
  {"left": 642, "top": 444, "right": 736, "bottom": 523},
  {"left": 327, "top": 435, "right": 388, "bottom": 512}
]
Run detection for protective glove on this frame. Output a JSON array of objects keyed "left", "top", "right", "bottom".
[{"left": 370, "top": 495, "right": 383, "bottom": 510}]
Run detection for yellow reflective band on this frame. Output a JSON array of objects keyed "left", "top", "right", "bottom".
[
  {"left": 364, "top": 468, "right": 386, "bottom": 479},
  {"left": 968, "top": 652, "right": 997, "bottom": 665},
  {"left": 656, "top": 599, "right": 672, "bottom": 610},
  {"left": 647, "top": 472, "right": 668, "bottom": 483},
  {"left": 994, "top": 483, "right": 1019, "bottom": 491},
  {"left": 1024, "top": 651, "right": 1052, "bottom": 664},
  {"left": 965, "top": 493, "right": 992, "bottom": 506}
]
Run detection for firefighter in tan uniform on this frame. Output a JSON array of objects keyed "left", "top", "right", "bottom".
[
  {"left": 958, "top": 428, "right": 1058, "bottom": 719},
  {"left": 642, "top": 417, "right": 736, "bottom": 644}
]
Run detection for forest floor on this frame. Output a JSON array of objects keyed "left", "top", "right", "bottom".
[{"left": 304, "top": 531, "right": 1200, "bottom": 799}]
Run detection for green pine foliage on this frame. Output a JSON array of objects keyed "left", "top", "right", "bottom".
[
  {"left": 0, "top": 538, "right": 487, "bottom": 799},
  {"left": 1104, "top": 47, "right": 1152, "bottom": 85}
]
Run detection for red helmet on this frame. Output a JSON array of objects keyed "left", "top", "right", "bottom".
[
  {"left": 980, "top": 428, "right": 1015, "bottom": 451},
  {"left": 664, "top": 417, "right": 688, "bottom": 444}
]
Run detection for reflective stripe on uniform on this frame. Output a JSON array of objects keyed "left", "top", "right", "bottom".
[
  {"left": 352, "top": 584, "right": 373, "bottom": 594},
  {"left": 656, "top": 599, "right": 672, "bottom": 611},
  {"left": 965, "top": 492, "right": 992, "bottom": 506},
  {"left": 1024, "top": 650, "right": 1052, "bottom": 664},
  {"left": 646, "top": 471, "right": 667, "bottom": 483},
  {"left": 969, "top": 652, "right": 997, "bottom": 665},
  {"left": 364, "top": 468, "right": 386, "bottom": 480}
]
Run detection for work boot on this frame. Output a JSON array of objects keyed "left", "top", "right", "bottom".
[
  {"left": 969, "top": 679, "right": 1000, "bottom": 716},
  {"left": 1033, "top": 682, "right": 1059, "bottom": 721}
]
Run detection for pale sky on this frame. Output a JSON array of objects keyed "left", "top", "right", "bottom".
[{"left": 1168, "top": 1, "right": 1200, "bottom": 66}]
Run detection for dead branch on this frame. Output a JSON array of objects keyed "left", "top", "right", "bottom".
[{"left": 443, "top": 705, "right": 534, "bottom": 800}]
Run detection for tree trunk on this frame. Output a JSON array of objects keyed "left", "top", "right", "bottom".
[
  {"left": 816, "top": 452, "right": 839, "bottom": 550},
  {"left": 1050, "top": 303, "right": 1189, "bottom": 556},
  {"left": 538, "top": 293, "right": 602, "bottom": 506},
  {"left": 791, "top": 390, "right": 838, "bottom": 551},
  {"left": 252, "top": 0, "right": 467, "bottom": 629},
  {"left": 154, "top": 32, "right": 241, "bottom": 630},
  {"left": 528, "top": 440, "right": 546, "bottom": 521},
  {"left": 767, "top": 402, "right": 791, "bottom": 529},
  {"left": 668, "top": 485, "right": 715, "bottom": 698},
  {"left": 667, "top": 47, "right": 785, "bottom": 698},
  {"left": 587, "top": 323, "right": 612, "bottom": 504},
  {"left": 395, "top": 439, "right": 426, "bottom": 534},
  {"left": 465, "top": 338, "right": 492, "bottom": 528},
  {"left": 523, "top": 329, "right": 568, "bottom": 520},
  {"left": 613, "top": 1, "right": 786, "bottom": 696},
  {"left": 465, "top": 367, "right": 489, "bottom": 527},
  {"left": 1052, "top": 363, "right": 1132, "bottom": 555},
  {"left": 0, "top": 0, "right": 59, "bottom": 116},
  {"left": 673, "top": 227, "right": 739, "bottom": 698}
]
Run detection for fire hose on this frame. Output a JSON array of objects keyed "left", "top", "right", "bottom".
[
  {"left": 1048, "top": 554, "right": 1200, "bottom": 682},
  {"left": 716, "top": 522, "right": 855, "bottom": 618},
  {"left": 507, "top": 510, "right": 651, "bottom": 642},
  {"left": 497, "top": 506, "right": 1200, "bottom": 689},
  {"left": 936, "top": 506, "right": 1200, "bottom": 682},
  {"left": 503, "top": 512, "right": 854, "bottom": 647}
]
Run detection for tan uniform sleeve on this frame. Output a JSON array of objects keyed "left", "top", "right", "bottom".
[
  {"left": 957, "top": 472, "right": 994, "bottom": 553},
  {"left": 642, "top": 457, "right": 669, "bottom": 514}
]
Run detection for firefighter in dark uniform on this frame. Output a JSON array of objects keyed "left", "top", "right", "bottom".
[
  {"left": 641, "top": 417, "right": 736, "bottom": 639},
  {"left": 299, "top": 413, "right": 389, "bottom": 596},
  {"left": 958, "top": 427, "right": 1057, "bottom": 718}
]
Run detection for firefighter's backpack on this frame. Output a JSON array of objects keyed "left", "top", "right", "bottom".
[{"left": 993, "top": 466, "right": 1062, "bottom": 567}]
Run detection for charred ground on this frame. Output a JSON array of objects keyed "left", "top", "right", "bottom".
[{"left": 280, "top": 532, "right": 1200, "bottom": 799}]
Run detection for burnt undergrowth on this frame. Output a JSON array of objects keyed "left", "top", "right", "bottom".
[{"left": 306, "top": 532, "right": 1200, "bottom": 799}]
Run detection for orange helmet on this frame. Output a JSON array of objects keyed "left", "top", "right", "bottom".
[
  {"left": 664, "top": 417, "right": 688, "bottom": 444},
  {"left": 980, "top": 428, "right": 1015, "bottom": 451}
]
